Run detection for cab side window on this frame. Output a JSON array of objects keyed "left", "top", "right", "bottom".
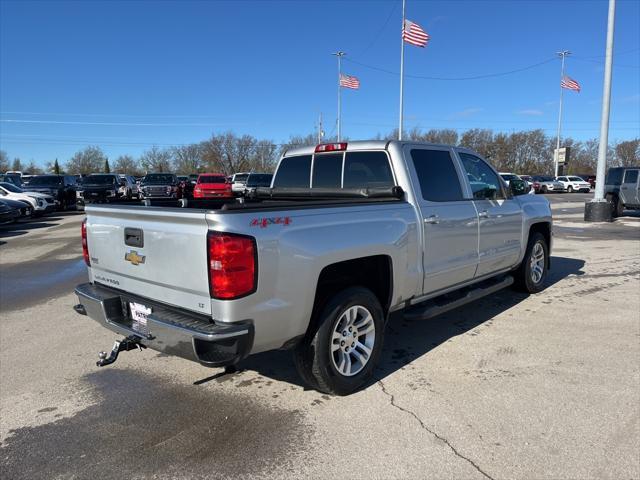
[
  {"left": 410, "top": 149, "right": 464, "bottom": 201},
  {"left": 458, "top": 153, "right": 504, "bottom": 200},
  {"left": 623, "top": 170, "right": 638, "bottom": 184}
]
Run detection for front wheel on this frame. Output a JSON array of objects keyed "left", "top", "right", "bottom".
[
  {"left": 293, "top": 287, "right": 384, "bottom": 396},
  {"left": 567, "top": 186, "right": 573, "bottom": 193},
  {"left": 514, "top": 232, "right": 548, "bottom": 293}
]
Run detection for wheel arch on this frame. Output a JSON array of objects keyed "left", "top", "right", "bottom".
[{"left": 307, "top": 255, "right": 393, "bottom": 336}]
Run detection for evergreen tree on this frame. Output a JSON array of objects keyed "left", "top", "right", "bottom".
[{"left": 104, "top": 159, "right": 111, "bottom": 173}]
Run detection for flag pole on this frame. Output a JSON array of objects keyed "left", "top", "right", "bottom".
[
  {"left": 555, "top": 50, "right": 570, "bottom": 177},
  {"left": 398, "top": 0, "right": 406, "bottom": 141},
  {"left": 332, "top": 51, "right": 345, "bottom": 142}
]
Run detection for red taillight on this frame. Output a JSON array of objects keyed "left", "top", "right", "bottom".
[
  {"left": 315, "top": 142, "right": 347, "bottom": 153},
  {"left": 207, "top": 232, "right": 256, "bottom": 299},
  {"left": 81, "top": 219, "right": 90, "bottom": 266}
]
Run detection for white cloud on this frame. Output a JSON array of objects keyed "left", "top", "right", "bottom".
[
  {"left": 447, "top": 108, "right": 483, "bottom": 119},
  {"left": 516, "top": 109, "right": 544, "bottom": 116}
]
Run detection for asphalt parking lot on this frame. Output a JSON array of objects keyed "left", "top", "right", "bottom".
[{"left": 1, "top": 193, "right": 639, "bottom": 479}]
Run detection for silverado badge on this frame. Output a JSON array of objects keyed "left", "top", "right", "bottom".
[{"left": 124, "top": 250, "right": 146, "bottom": 266}]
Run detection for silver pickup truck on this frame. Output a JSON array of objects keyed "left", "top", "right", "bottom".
[{"left": 74, "top": 140, "right": 552, "bottom": 395}]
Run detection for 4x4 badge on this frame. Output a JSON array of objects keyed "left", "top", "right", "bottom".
[{"left": 124, "top": 250, "right": 146, "bottom": 266}]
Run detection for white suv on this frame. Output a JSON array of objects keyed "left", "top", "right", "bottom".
[
  {"left": 555, "top": 176, "right": 591, "bottom": 193},
  {"left": 0, "top": 182, "right": 57, "bottom": 215}
]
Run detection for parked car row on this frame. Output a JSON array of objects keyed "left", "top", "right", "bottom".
[{"left": 498, "top": 172, "right": 595, "bottom": 195}]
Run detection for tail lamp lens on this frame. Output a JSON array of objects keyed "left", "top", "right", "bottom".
[
  {"left": 207, "top": 232, "right": 256, "bottom": 299},
  {"left": 81, "top": 219, "right": 90, "bottom": 266}
]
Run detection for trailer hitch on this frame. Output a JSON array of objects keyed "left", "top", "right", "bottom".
[{"left": 97, "top": 336, "right": 146, "bottom": 367}]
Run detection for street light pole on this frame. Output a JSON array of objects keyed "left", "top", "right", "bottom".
[
  {"left": 554, "top": 50, "right": 570, "bottom": 177},
  {"left": 332, "top": 51, "right": 346, "bottom": 141},
  {"left": 585, "top": 0, "right": 616, "bottom": 222}
]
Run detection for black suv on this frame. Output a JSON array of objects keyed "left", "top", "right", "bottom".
[
  {"left": 76, "top": 174, "right": 126, "bottom": 209},
  {"left": 604, "top": 166, "right": 640, "bottom": 217},
  {"left": 25, "top": 175, "right": 78, "bottom": 210}
]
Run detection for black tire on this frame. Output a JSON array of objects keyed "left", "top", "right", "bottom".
[
  {"left": 613, "top": 196, "right": 624, "bottom": 217},
  {"left": 567, "top": 186, "right": 573, "bottom": 193},
  {"left": 541, "top": 186, "right": 548, "bottom": 194},
  {"left": 293, "top": 286, "right": 385, "bottom": 396},
  {"left": 514, "top": 232, "right": 548, "bottom": 294}
]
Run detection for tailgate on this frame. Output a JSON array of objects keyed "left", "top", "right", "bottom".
[{"left": 85, "top": 205, "right": 212, "bottom": 315}]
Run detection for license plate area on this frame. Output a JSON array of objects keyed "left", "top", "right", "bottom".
[{"left": 121, "top": 299, "right": 152, "bottom": 335}]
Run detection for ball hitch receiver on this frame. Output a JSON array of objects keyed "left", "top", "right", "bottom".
[{"left": 97, "top": 336, "right": 146, "bottom": 367}]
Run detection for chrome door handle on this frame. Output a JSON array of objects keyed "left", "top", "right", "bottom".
[
  {"left": 424, "top": 215, "right": 440, "bottom": 224},
  {"left": 478, "top": 210, "right": 489, "bottom": 219}
]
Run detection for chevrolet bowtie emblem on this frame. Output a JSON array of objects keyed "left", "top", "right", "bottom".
[{"left": 124, "top": 250, "right": 146, "bottom": 266}]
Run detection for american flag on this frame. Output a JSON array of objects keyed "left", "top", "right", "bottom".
[
  {"left": 402, "top": 19, "right": 430, "bottom": 48},
  {"left": 340, "top": 74, "right": 360, "bottom": 89},
  {"left": 561, "top": 76, "right": 581, "bottom": 92}
]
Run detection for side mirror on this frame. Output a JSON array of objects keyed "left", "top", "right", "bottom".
[{"left": 510, "top": 178, "right": 528, "bottom": 196}]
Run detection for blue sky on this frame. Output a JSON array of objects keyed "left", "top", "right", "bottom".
[{"left": 1, "top": 0, "right": 639, "bottom": 166}]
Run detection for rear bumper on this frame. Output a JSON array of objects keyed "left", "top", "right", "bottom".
[{"left": 74, "top": 282, "right": 253, "bottom": 367}]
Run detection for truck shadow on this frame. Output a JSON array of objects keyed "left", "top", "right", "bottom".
[
  {"left": 234, "top": 256, "right": 586, "bottom": 390},
  {"left": 0, "top": 218, "right": 64, "bottom": 238}
]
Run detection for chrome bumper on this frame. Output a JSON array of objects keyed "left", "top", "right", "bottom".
[{"left": 74, "top": 282, "right": 253, "bottom": 367}]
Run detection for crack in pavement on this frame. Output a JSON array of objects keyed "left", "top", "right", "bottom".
[{"left": 378, "top": 380, "right": 494, "bottom": 480}]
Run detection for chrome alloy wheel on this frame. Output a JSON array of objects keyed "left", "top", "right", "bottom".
[
  {"left": 530, "top": 242, "right": 545, "bottom": 284},
  {"left": 330, "top": 305, "right": 376, "bottom": 377}
]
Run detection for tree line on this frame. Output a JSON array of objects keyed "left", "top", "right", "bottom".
[{"left": 1, "top": 129, "right": 638, "bottom": 177}]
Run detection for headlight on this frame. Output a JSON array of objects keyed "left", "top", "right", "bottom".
[
  {"left": 37, "top": 199, "right": 44, "bottom": 206},
  {"left": 76, "top": 191, "right": 83, "bottom": 198}
]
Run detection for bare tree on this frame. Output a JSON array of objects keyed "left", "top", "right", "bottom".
[
  {"left": 139, "top": 146, "right": 172, "bottom": 173},
  {"left": 614, "top": 139, "right": 639, "bottom": 167},
  {"left": 24, "top": 161, "right": 44, "bottom": 175},
  {"left": 0, "top": 150, "right": 9, "bottom": 172},
  {"left": 172, "top": 144, "right": 205, "bottom": 174},
  {"left": 459, "top": 129, "right": 495, "bottom": 159},
  {"left": 10, "top": 158, "right": 23, "bottom": 172},
  {"left": 114, "top": 155, "right": 140, "bottom": 174},
  {"left": 254, "top": 139, "right": 278, "bottom": 172},
  {"left": 66, "top": 146, "right": 107, "bottom": 174}
]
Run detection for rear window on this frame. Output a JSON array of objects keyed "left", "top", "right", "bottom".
[
  {"left": 500, "top": 174, "right": 518, "bottom": 181},
  {"left": 233, "top": 174, "right": 249, "bottom": 183},
  {"left": 27, "top": 176, "right": 63, "bottom": 186},
  {"left": 312, "top": 153, "right": 342, "bottom": 188},
  {"left": 606, "top": 168, "right": 623, "bottom": 186},
  {"left": 199, "top": 175, "right": 226, "bottom": 184},
  {"left": 273, "top": 155, "right": 312, "bottom": 188},
  {"left": 343, "top": 151, "right": 394, "bottom": 188},
  {"left": 144, "top": 174, "right": 175, "bottom": 183},
  {"left": 246, "top": 174, "right": 273, "bottom": 187},
  {"left": 84, "top": 175, "right": 117, "bottom": 185}
]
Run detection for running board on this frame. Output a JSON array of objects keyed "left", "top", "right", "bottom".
[{"left": 404, "top": 275, "right": 514, "bottom": 321}]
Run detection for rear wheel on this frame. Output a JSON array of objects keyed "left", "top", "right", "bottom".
[
  {"left": 293, "top": 286, "right": 384, "bottom": 396},
  {"left": 541, "top": 186, "right": 548, "bottom": 194},
  {"left": 514, "top": 232, "right": 548, "bottom": 293},
  {"left": 607, "top": 194, "right": 624, "bottom": 217}
]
